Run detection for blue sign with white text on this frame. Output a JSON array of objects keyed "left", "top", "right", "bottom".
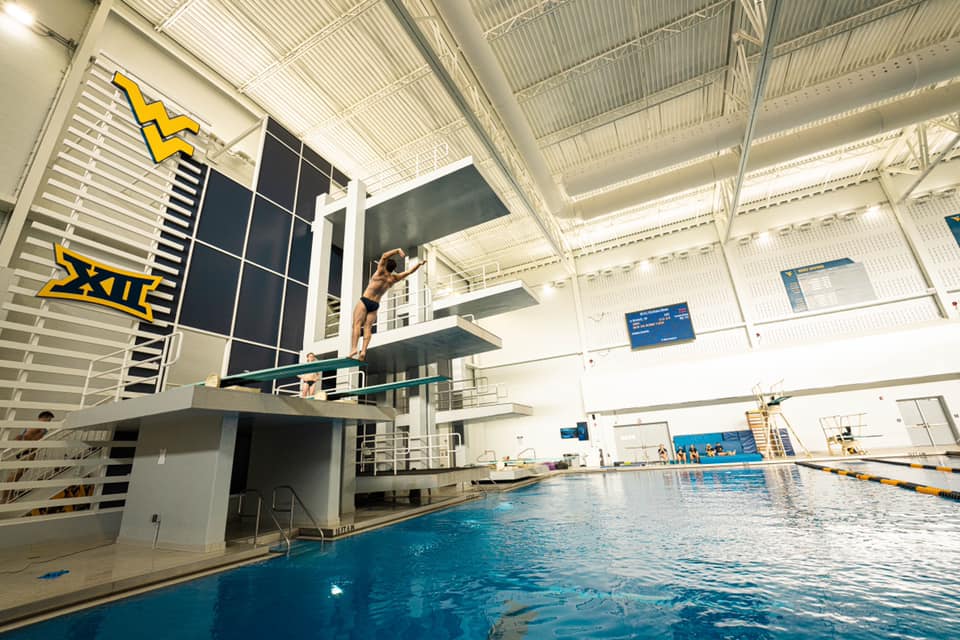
[
  {"left": 625, "top": 302, "right": 695, "bottom": 349},
  {"left": 947, "top": 214, "right": 960, "bottom": 248}
]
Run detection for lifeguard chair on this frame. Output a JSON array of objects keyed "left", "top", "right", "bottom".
[{"left": 819, "top": 413, "right": 868, "bottom": 456}]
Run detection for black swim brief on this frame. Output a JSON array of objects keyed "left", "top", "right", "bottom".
[{"left": 360, "top": 296, "right": 380, "bottom": 313}]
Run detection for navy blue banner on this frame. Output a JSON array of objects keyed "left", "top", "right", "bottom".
[
  {"left": 947, "top": 214, "right": 960, "bottom": 248},
  {"left": 780, "top": 258, "right": 853, "bottom": 313}
]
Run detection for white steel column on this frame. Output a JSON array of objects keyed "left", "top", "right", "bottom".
[
  {"left": 337, "top": 180, "right": 367, "bottom": 355},
  {"left": 305, "top": 194, "right": 334, "bottom": 347},
  {"left": 879, "top": 174, "right": 957, "bottom": 320}
]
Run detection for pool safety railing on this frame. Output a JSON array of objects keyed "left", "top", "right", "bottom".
[
  {"left": 322, "top": 285, "right": 433, "bottom": 339},
  {"left": 81, "top": 332, "right": 183, "bottom": 407},
  {"left": 476, "top": 450, "right": 497, "bottom": 464},
  {"left": 275, "top": 368, "right": 366, "bottom": 398},
  {"left": 431, "top": 262, "right": 502, "bottom": 299},
  {"left": 272, "top": 484, "right": 325, "bottom": 542},
  {"left": 797, "top": 461, "right": 960, "bottom": 501},
  {"left": 358, "top": 431, "right": 462, "bottom": 475},
  {"left": 516, "top": 448, "right": 537, "bottom": 463},
  {"left": 238, "top": 488, "right": 290, "bottom": 553},
  {"left": 435, "top": 377, "right": 507, "bottom": 411}
]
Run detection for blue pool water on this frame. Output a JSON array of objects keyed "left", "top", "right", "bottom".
[{"left": 7, "top": 467, "right": 960, "bottom": 639}]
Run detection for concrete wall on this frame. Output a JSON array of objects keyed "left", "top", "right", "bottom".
[
  {"left": 119, "top": 413, "right": 237, "bottom": 552},
  {"left": 245, "top": 422, "right": 343, "bottom": 527},
  {"left": 0, "top": 509, "right": 122, "bottom": 550}
]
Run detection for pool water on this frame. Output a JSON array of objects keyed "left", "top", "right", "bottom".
[{"left": 7, "top": 467, "right": 960, "bottom": 639}]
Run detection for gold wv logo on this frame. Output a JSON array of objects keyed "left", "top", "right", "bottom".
[
  {"left": 112, "top": 71, "right": 200, "bottom": 163},
  {"left": 38, "top": 245, "right": 163, "bottom": 322}
]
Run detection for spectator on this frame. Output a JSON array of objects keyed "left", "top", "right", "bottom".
[
  {"left": 705, "top": 443, "right": 715, "bottom": 457},
  {"left": 676, "top": 446, "right": 687, "bottom": 464},
  {"left": 658, "top": 444, "right": 668, "bottom": 463},
  {"left": 2, "top": 411, "right": 52, "bottom": 503},
  {"left": 689, "top": 445, "right": 701, "bottom": 464}
]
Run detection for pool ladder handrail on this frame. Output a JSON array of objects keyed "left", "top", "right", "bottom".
[
  {"left": 272, "top": 485, "right": 325, "bottom": 542},
  {"left": 238, "top": 489, "right": 291, "bottom": 554}
]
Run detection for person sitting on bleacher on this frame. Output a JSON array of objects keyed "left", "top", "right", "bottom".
[
  {"left": 658, "top": 444, "right": 668, "bottom": 463},
  {"left": 676, "top": 446, "right": 686, "bottom": 464},
  {"left": 689, "top": 445, "right": 700, "bottom": 463},
  {"left": 715, "top": 443, "right": 736, "bottom": 456},
  {"left": 705, "top": 443, "right": 715, "bottom": 457}
]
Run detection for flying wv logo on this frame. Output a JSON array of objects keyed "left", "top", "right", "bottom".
[
  {"left": 38, "top": 245, "right": 163, "bottom": 322},
  {"left": 112, "top": 71, "right": 200, "bottom": 163}
]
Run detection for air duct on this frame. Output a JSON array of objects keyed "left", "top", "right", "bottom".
[{"left": 566, "top": 39, "right": 960, "bottom": 220}]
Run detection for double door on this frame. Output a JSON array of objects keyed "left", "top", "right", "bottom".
[{"left": 896, "top": 397, "right": 957, "bottom": 447}]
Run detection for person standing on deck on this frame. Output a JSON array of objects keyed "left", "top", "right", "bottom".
[{"left": 348, "top": 248, "right": 424, "bottom": 361}]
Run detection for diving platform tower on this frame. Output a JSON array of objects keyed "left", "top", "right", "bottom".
[{"left": 303, "top": 156, "right": 538, "bottom": 513}]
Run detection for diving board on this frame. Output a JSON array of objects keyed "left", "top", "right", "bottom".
[
  {"left": 325, "top": 157, "right": 509, "bottom": 262},
  {"left": 208, "top": 357, "right": 365, "bottom": 387},
  {"left": 433, "top": 280, "right": 540, "bottom": 320},
  {"left": 328, "top": 375, "right": 449, "bottom": 399}
]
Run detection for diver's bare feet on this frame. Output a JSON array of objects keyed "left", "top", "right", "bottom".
[
  {"left": 358, "top": 351, "right": 366, "bottom": 361},
  {"left": 348, "top": 349, "right": 357, "bottom": 359}
]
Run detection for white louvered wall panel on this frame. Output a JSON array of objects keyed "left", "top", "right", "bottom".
[
  {"left": 0, "top": 57, "right": 203, "bottom": 423},
  {"left": 579, "top": 244, "right": 743, "bottom": 352},
  {"left": 735, "top": 206, "right": 929, "bottom": 322},
  {"left": 905, "top": 191, "right": 960, "bottom": 292}
]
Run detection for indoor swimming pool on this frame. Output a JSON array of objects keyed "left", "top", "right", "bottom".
[{"left": 7, "top": 467, "right": 960, "bottom": 639}]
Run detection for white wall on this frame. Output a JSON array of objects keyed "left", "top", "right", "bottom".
[
  {"left": 470, "top": 176, "right": 960, "bottom": 463},
  {"left": 0, "top": 0, "right": 93, "bottom": 201}
]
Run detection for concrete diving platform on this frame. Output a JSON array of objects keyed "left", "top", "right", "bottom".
[
  {"left": 355, "top": 467, "right": 489, "bottom": 494},
  {"left": 433, "top": 280, "right": 539, "bottom": 320},
  {"left": 395, "top": 402, "right": 534, "bottom": 427},
  {"left": 310, "top": 315, "right": 502, "bottom": 371},
  {"left": 326, "top": 156, "right": 509, "bottom": 261}
]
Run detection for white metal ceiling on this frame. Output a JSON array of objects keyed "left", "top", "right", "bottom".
[{"left": 120, "top": 0, "right": 960, "bottom": 273}]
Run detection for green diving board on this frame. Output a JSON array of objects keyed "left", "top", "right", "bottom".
[
  {"left": 197, "top": 357, "right": 366, "bottom": 387},
  {"left": 327, "top": 375, "right": 449, "bottom": 399}
]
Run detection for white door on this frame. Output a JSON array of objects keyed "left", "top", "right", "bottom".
[
  {"left": 896, "top": 397, "right": 958, "bottom": 447},
  {"left": 613, "top": 422, "right": 671, "bottom": 463}
]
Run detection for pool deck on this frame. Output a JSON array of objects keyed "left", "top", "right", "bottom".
[{"left": 0, "top": 445, "right": 949, "bottom": 631}]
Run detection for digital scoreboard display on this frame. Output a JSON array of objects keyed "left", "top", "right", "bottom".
[{"left": 625, "top": 302, "right": 695, "bottom": 349}]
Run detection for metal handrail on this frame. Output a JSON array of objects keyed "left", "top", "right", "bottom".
[
  {"left": 323, "top": 286, "right": 433, "bottom": 338},
  {"left": 275, "top": 369, "right": 367, "bottom": 398},
  {"left": 476, "top": 449, "right": 497, "bottom": 464},
  {"left": 81, "top": 332, "right": 183, "bottom": 407},
  {"left": 239, "top": 488, "right": 290, "bottom": 553},
  {"left": 272, "top": 485, "right": 325, "bottom": 542},
  {"left": 431, "top": 261, "right": 502, "bottom": 299},
  {"left": 516, "top": 447, "right": 537, "bottom": 462},
  {"left": 357, "top": 431, "right": 461, "bottom": 475}
]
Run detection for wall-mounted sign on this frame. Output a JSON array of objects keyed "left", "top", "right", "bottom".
[
  {"left": 37, "top": 244, "right": 163, "bottom": 322},
  {"left": 112, "top": 71, "right": 199, "bottom": 163},
  {"left": 780, "top": 258, "right": 876, "bottom": 313},
  {"left": 625, "top": 302, "right": 696, "bottom": 349},
  {"left": 947, "top": 214, "right": 960, "bottom": 248}
]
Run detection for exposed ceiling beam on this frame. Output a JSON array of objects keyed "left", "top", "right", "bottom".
[
  {"left": 238, "top": 0, "right": 380, "bottom": 93},
  {"left": 385, "top": 0, "right": 574, "bottom": 274},
  {"left": 542, "top": 0, "right": 926, "bottom": 156},
  {"left": 514, "top": 0, "right": 732, "bottom": 102},
  {"left": 483, "top": 0, "right": 575, "bottom": 40},
  {"left": 897, "top": 130, "right": 960, "bottom": 201}
]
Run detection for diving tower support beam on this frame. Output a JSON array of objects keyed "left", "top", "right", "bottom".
[{"left": 305, "top": 193, "right": 334, "bottom": 346}]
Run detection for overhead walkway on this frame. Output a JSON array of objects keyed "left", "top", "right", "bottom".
[
  {"left": 325, "top": 156, "right": 509, "bottom": 262},
  {"left": 432, "top": 280, "right": 539, "bottom": 320}
]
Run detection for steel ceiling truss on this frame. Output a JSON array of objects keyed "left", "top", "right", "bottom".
[
  {"left": 513, "top": 0, "right": 732, "bottom": 103},
  {"left": 483, "top": 0, "right": 575, "bottom": 41}
]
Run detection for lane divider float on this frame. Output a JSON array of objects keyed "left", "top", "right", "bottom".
[{"left": 795, "top": 461, "right": 960, "bottom": 502}]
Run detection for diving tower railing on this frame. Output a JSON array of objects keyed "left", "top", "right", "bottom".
[
  {"left": 431, "top": 262, "right": 501, "bottom": 299},
  {"left": 81, "top": 332, "right": 183, "bottom": 407},
  {"left": 395, "top": 377, "right": 507, "bottom": 414},
  {"left": 322, "top": 285, "right": 433, "bottom": 339},
  {"left": 357, "top": 431, "right": 462, "bottom": 475},
  {"left": 274, "top": 368, "right": 366, "bottom": 398}
]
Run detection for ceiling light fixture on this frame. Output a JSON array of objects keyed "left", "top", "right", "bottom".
[{"left": 4, "top": 2, "right": 34, "bottom": 27}]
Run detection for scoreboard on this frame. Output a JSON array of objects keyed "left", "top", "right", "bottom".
[{"left": 625, "top": 303, "right": 695, "bottom": 349}]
